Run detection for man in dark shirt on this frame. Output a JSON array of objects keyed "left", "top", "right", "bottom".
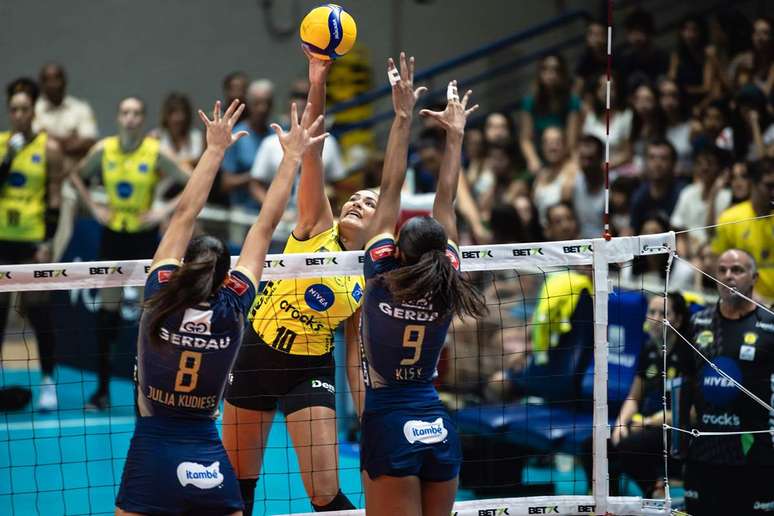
[
  {"left": 616, "top": 9, "right": 669, "bottom": 93},
  {"left": 629, "top": 139, "right": 685, "bottom": 233},
  {"left": 678, "top": 249, "right": 774, "bottom": 515}
]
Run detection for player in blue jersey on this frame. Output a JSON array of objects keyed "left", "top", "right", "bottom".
[
  {"left": 115, "top": 99, "right": 328, "bottom": 516},
  {"left": 359, "top": 53, "right": 487, "bottom": 516}
]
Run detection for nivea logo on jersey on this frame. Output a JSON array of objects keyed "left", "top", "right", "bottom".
[
  {"left": 7, "top": 172, "right": 26, "bottom": 187},
  {"left": 700, "top": 357, "right": 742, "bottom": 407},
  {"left": 351, "top": 282, "right": 363, "bottom": 303},
  {"left": 138, "top": 162, "right": 149, "bottom": 173},
  {"left": 305, "top": 284, "right": 335, "bottom": 311},
  {"left": 179, "top": 308, "right": 213, "bottom": 335},
  {"left": 403, "top": 417, "right": 447, "bottom": 444},
  {"left": 116, "top": 181, "right": 133, "bottom": 199},
  {"left": 176, "top": 461, "right": 223, "bottom": 489}
]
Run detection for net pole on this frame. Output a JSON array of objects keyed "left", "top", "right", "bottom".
[{"left": 592, "top": 238, "right": 611, "bottom": 515}]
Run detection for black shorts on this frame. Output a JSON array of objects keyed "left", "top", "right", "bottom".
[
  {"left": 225, "top": 332, "right": 336, "bottom": 415},
  {"left": 99, "top": 227, "right": 159, "bottom": 261},
  {"left": 684, "top": 461, "right": 774, "bottom": 515}
]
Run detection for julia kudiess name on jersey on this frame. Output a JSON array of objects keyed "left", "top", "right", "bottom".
[{"left": 146, "top": 385, "right": 217, "bottom": 410}]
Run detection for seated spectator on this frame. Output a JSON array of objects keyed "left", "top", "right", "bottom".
[
  {"left": 629, "top": 82, "right": 667, "bottom": 175},
  {"left": 629, "top": 139, "right": 685, "bottom": 233},
  {"left": 151, "top": 92, "right": 202, "bottom": 169},
  {"left": 711, "top": 158, "right": 774, "bottom": 304},
  {"left": 462, "top": 125, "right": 485, "bottom": 182},
  {"left": 532, "top": 126, "right": 577, "bottom": 226},
  {"left": 519, "top": 54, "right": 581, "bottom": 173},
  {"left": 668, "top": 15, "right": 717, "bottom": 112},
  {"left": 670, "top": 145, "right": 731, "bottom": 255},
  {"left": 728, "top": 16, "right": 774, "bottom": 95},
  {"left": 659, "top": 78, "right": 693, "bottom": 176},
  {"left": 514, "top": 194, "right": 545, "bottom": 243},
  {"left": 691, "top": 242, "right": 717, "bottom": 293},
  {"left": 690, "top": 99, "right": 731, "bottom": 152},
  {"left": 223, "top": 79, "right": 274, "bottom": 213},
  {"left": 624, "top": 213, "right": 694, "bottom": 291},
  {"left": 607, "top": 293, "right": 692, "bottom": 497},
  {"left": 222, "top": 71, "right": 249, "bottom": 122},
  {"left": 616, "top": 9, "right": 669, "bottom": 93},
  {"left": 610, "top": 175, "right": 641, "bottom": 236},
  {"left": 722, "top": 84, "right": 774, "bottom": 162},
  {"left": 581, "top": 73, "right": 633, "bottom": 172},
  {"left": 571, "top": 135, "right": 606, "bottom": 239},
  {"left": 728, "top": 160, "right": 753, "bottom": 204},
  {"left": 406, "top": 128, "right": 444, "bottom": 194},
  {"left": 574, "top": 19, "right": 608, "bottom": 97}
]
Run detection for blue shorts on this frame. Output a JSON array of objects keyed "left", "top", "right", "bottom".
[
  {"left": 116, "top": 416, "right": 242, "bottom": 515},
  {"left": 360, "top": 404, "right": 461, "bottom": 482}
]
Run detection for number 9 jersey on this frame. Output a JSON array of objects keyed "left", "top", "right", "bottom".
[
  {"left": 137, "top": 260, "right": 257, "bottom": 419},
  {"left": 360, "top": 233, "right": 461, "bottom": 392}
]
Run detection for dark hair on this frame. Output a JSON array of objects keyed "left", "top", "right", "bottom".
[
  {"left": 490, "top": 203, "right": 527, "bottom": 244},
  {"left": 382, "top": 217, "right": 487, "bottom": 320},
  {"left": 160, "top": 92, "right": 193, "bottom": 133},
  {"left": 579, "top": 134, "right": 605, "bottom": 157},
  {"left": 533, "top": 53, "right": 572, "bottom": 118},
  {"left": 666, "top": 291, "right": 691, "bottom": 337},
  {"left": 222, "top": 71, "right": 247, "bottom": 90},
  {"left": 417, "top": 127, "right": 445, "bottom": 151},
  {"left": 646, "top": 137, "right": 678, "bottom": 164},
  {"left": 624, "top": 9, "right": 655, "bottom": 35},
  {"left": 144, "top": 235, "right": 231, "bottom": 349},
  {"left": 6, "top": 78, "right": 39, "bottom": 105},
  {"left": 730, "top": 85, "right": 771, "bottom": 160},
  {"left": 678, "top": 15, "right": 708, "bottom": 51},
  {"left": 484, "top": 111, "right": 517, "bottom": 142},
  {"left": 118, "top": 95, "right": 146, "bottom": 114},
  {"left": 39, "top": 63, "right": 66, "bottom": 83},
  {"left": 546, "top": 200, "right": 577, "bottom": 225},
  {"left": 588, "top": 71, "right": 624, "bottom": 114},
  {"left": 630, "top": 82, "right": 667, "bottom": 144},
  {"left": 749, "top": 157, "right": 774, "bottom": 182}
]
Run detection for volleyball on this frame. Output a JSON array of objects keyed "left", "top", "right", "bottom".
[{"left": 299, "top": 4, "right": 357, "bottom": 61}]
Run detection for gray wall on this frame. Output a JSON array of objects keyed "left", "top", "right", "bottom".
[{"left": 0, "top": 0, "right": 573, "bottom": 135}]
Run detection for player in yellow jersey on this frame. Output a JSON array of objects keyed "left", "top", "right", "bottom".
[
  {"left": 70, "top": 96, "right": 189, "bottom": 410},
  {"left": 223, "top": 52, "right": 386, "bottom": 514},
  {"left": 0, "top": 78, "right": 65, "bottom": 411}
]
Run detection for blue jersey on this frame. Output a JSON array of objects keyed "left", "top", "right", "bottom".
[
  {"left": 360, "top": 233, "right": 461, "bottom": 394},
  {"left": 136, "top": 260, "right": 257, "bottom": 419}
]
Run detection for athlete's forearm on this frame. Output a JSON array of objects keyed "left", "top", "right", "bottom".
[
  {"left": 253, "top": 154, "right": 301, "bottom": 234},
  {"left": 171, "top": 147, "right": 223, "bottom": 222}
]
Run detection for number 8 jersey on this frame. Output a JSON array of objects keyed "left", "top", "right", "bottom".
[
  {"left": 360, "top": 233, "right": 461, "bottom": 391},
  {"left": 137, "top": 261, "right": 257, "bottom": 419}
]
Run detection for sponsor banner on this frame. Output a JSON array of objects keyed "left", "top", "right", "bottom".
[{"left": 0, "top": 233, "right": 675, "bottom": 292}]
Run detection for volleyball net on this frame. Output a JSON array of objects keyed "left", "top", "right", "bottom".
[{"left": 0, "top": 230, "right": 719, "bottom": 515}]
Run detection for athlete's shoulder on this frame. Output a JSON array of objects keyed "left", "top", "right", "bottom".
[{"left": 286, "top": 224, "right": 338, "bottom": 253}]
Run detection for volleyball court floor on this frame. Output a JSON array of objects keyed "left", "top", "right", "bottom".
[{"left": 2, "top": 365, "right": 606, "bottom": 515}]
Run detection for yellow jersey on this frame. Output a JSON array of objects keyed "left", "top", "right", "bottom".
[
  {"left": 712, "top": 201, "right": 774, "bottom": 301},
  {"left": 531, "top": 270, "right": 594, "bottom": 356},
  {"left": 249, "top": 224, "right": 365, "bottom": 356},
  {"left": 0, "top": 132, "right": 48, "bottom": 242},
  {"left": 101, "top": 136, "right": 161, "bottom": 233}
]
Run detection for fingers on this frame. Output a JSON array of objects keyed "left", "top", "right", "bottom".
[
  {"left": 290, "top": 102, "right": 299, "bottom": 128},
  {"left": 461, "top": 89, "right": 473, "bottom": 109},
  {"left": 387, "top": 58, "right": 400, "bottom": 87},
  {"left": 223, "top": 99, "right": 240, "bottom": 120},
  {"left": 233, "top": 130, "right": 249, "bottom": 142},
  {"left": 213, "top": 101, "right": 221, "bottom": 124},
  {"left": 309, "top": 132, "right": 330, "bottom": 146},
  {"left": 465, "top": 104, "right": 480, "bottom": 116},
  {"left": 270, "top": 123, "right": 283, "bottom": 138},
  {"left": 419, "top": 109, "right": 441, "bottom": 119},
  {"left": 198, "top": 110, "right": 211, "bottom": 126},
  {"left": 299, "top": 102, "right": 314, "bottom": 128},
  {"left": 231, "top": 103, "right": 246, "bottom": 124},
  {"left": 447, "top": 80, "right": 459, "bottom": 103},
  {"left": 308, "top": 113, "right": 325, "bottom": 135},
  {"left": 414, "top": 86, "right": 427, "bottom": 99},
  {"left": 399, "top": 51, "right": 408, "bottom": 81},
  {"left": 409, "top": 55, "right": 415, "bottom": 83}
]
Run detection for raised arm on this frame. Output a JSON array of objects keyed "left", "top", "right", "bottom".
[
  {"left": 151, "top": 100, "right": 247, "bottom": 267},
  {"left": 236, "top": 102, "right": 328, "bottom": 280},
  {"left": 420, "top": 81, "right": 478, "bottom": 244},
  {"left": 365, "top": 52, "right": 426, "bottom": 241},
  {"left": 294, "top": 50, "right": 335, "bottom": 239}
]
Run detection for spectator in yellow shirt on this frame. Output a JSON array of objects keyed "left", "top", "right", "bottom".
[{"left": 712, "top": 158, "right": 774, "bottom": 303}]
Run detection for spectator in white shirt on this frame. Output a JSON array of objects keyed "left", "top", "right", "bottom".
[
  {"left": 572, "top": 135, "right": 607, "bottom": 238},
  {"left": 34, "top": 63, "right": 98, "bottom": 162},
  {"left": 151, "top": 92, "right": 203, "bottom": 169}
]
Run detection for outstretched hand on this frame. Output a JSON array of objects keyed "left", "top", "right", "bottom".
[
  {"left": 271, "top": 102, "right": 329, "bottom": 161},
  {"left": 419, "top": 81, "right": 478, "bottom": 136},
  {"left": 198, "top": 100, "right": 248, "bottom": 152},
  {"left": 388, "top": 52, "right": 427, "bottom": 119}
]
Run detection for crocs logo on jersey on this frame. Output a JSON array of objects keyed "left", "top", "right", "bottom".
[
  {"left": 403, "top": 417, "right": 447, "bottom": 444},
  {"left": 176, "top": 461, "right": 223, "bottom": 489},
  {"left": 7, "top": 172, "right": 26, "bottom": 187},
  {"left": 179, "top": 308, "right": 213, "bottom": 335},
  {"left": 305, "top": 284, "right": 335, "bottom": 311},
  {"left": 700, "top": 356, "right": 742, "bottom": 407},
  {"left": 278, "top": 299, "right": 324, "bottom": 332},
  {"left": 116, "top": 181, "right": 133, "bottom": 199}
]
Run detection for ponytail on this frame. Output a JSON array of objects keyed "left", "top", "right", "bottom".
[
  {"left": 144, "top": 235, "right": 231, "bottom": 350},
  {"left": 383, "top": 249, "right": 488, "bottom": 320}
]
